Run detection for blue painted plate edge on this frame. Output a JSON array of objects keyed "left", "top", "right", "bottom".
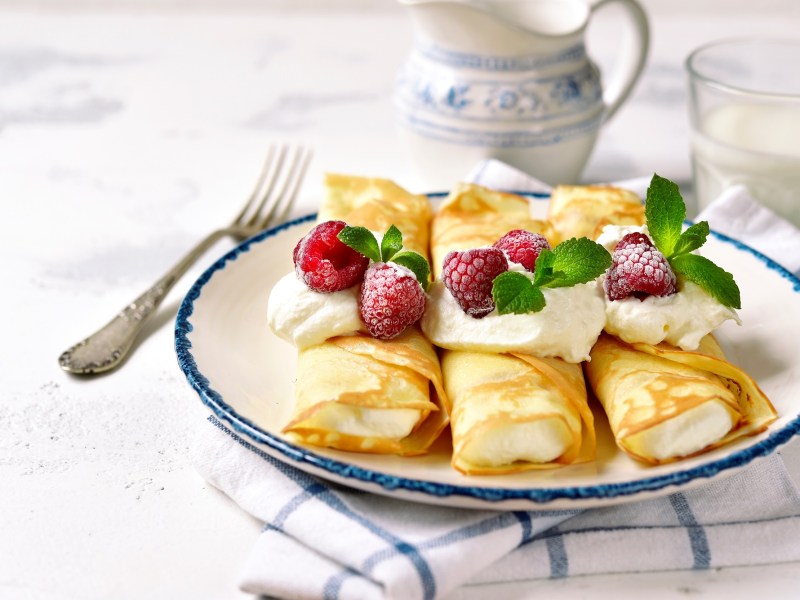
[{"left": 175, "top": 191, "right": 800, "bottom": 504}]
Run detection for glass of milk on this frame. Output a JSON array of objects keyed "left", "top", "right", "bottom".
[{"left": 686, "top": 38, "right": 800, "bottom": 227}]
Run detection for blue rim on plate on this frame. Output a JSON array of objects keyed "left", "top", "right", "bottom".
[{"left": 175, "top": 192, "right": 800, "bottom": 504}]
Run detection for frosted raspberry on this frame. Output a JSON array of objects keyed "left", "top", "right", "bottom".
[
  {"left": 605, "top": 232, "right": 677, "bottom": 301},
  {"left": 493, "top": 229, "right": 551, "bottom": 272},
  {"left": 442, "top": 248, "right": 508, "bottom": 318},
  {"left": 293, "top": 220, "right": 369, "bottom": 293},
  {"left": 359, "top": 263, "right": 426, "bottom": 339}
]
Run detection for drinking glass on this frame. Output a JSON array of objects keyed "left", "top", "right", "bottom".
[{"left": 686, "top": 38, "right": 800, "bottom": 226}]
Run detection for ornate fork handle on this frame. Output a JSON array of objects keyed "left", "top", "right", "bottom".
[
  {"left": 59, "top": 229, "right": 230, "bottom": 375},
  {"left": 59, "top": 144, "right": 311, "bottom": 375}
]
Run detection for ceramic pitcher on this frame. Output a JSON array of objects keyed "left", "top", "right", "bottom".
[{"left": 393, "top": 0, "right": 649, "bottom": 186}]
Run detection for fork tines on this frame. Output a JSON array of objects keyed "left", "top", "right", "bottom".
[{"left": 237, "top": 144, "right": 313, "bottom": 230}]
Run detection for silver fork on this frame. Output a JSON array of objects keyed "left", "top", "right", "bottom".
[{"left": 59, "top": 144, "right": 313, "bottom": 375}]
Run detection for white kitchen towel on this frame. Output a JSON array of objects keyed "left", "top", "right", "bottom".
[
  {"left": 695, "top": 183, "right": 800, "bottom": 275},
  {"left": 194, "top": 417, "right": 800, "bottom": 599},
  {"left": 190, "top": 159, "right": 800, "bottom": 600}
]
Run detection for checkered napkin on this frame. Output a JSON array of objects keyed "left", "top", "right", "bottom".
[{"left": 190, "top": 160, "right": 800, "bottom": 600}]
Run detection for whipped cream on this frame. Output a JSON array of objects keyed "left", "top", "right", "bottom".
[
  {"left": 595, "top": 223, "right": 651, "bottom": 250},
  {"left": 267, "top": 272, "right": 363, "bottom": 348},
  {"left": 421, "top": 274, "right": 606, "bottom": 363},
  {"left": 597, "top": 225, "right": 740, "bottom": 350}
]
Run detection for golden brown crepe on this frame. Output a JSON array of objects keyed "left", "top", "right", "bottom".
[
  {"left": 548, "top": 183, "right": 777, "bottom": 464},
  {"left": 443, "top": 350, "right": 595, "bottom": 475},
  {"left": 548, "top": 184, "right": 644, "bottom": 244},
  {"left": 585, "top": 333, "right": 777, "bottom": 464},
  {"left": 430, "top": 182, "right": 548, "bottom": 270},
  {"left": 430, "top": 184, "right": 595, "bottom": 474},
  {"left": 282, "top": 174, "right": 448, "bottom": 456},
  {"left": 286, "top": 328, "right": 448, "bottom": 455},
  {"left": 319, "top": 173, "right": 430, "bottom": 256}
]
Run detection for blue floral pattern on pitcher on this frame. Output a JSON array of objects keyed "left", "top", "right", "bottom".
[{"left": 395, "top": 58, "right": 602, "bottom": 124}]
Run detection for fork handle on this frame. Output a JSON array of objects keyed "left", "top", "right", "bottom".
[{"left": 59, "top": 228, "right": 231, "bottom": 375}]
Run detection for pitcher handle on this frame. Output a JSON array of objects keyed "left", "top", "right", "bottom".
[{"left": 589, "top": 0, "right": 649, "bottom": 122}]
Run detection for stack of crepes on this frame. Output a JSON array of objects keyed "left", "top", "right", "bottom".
[
  {"left": 430, "top": 184, "right": 596, "bottom": 475},
  {"left": 281, "top": 174, "right": 449, "bottom": 456},
  {"left": 548, "top": 185, "right": 777, "bottom": 465}
]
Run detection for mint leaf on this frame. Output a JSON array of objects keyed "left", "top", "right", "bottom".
[
  {"left": 338, "top": 226, "right": 381, "bottom": 262},
  {"left": 380, "top": 225, "right": 403, "bottom": 262},
  {"left": 531, "top": 248, "right": 559, "bottom": 288},
  {"left": 645, "top": 174, "right": 740, "bottom": 308},
  {"left": 533, "top": 238, "right": 611, "bottom": 289},
  {"left": 670, "top": 221, "right": 709, "bottom": 258},
  {"left": 671, "top": 253, "right": 741, "bottom": 309},
  {"left": 491, "top": 237, "right": 609, "bottom": 316},
  {"left": 646, "top": 174, "right": 685, "bottom": 256},
  {"left": 392, "top": 251, "right": 431, "bottom": 291},
  {"left": 492, "top": 271, "right": 546, "bottom": 315}
]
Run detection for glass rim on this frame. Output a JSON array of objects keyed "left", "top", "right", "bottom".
[{"left": 685, "top": 36, "right": 800, "bottom": 101}]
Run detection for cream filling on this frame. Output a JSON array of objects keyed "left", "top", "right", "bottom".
[
  {"left": 267, "top": 272, "right": 363, "bottom": 349},
  {"left": 629, "top": 400, "right": 738, "bottom": 460},
  {"left": 460, "top": 418, "right": 571, "bottom": 467},
  {"left": 308, "top": 403, "right": 422, "bottom": 440}
]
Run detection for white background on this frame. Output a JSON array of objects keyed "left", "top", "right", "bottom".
[{"left": 1, "top": 1, "right": 799, "bottom": 599}]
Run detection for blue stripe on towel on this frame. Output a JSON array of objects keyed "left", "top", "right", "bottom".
[
  {"left": 323, "top": 567, "right": 364, "bottom": 600},
  {"left": 545, "top": 527, "right": 569, "bottom": 578},
  {"left": 209, "top": 416, "right": 436, "bottom": 599},
  {"left": 352, "top": 511, "right": 529, "bottom": 599},
  {"left": 670, "top": 492, "right": 711, "bottom": 569},
  {"left": 273, "top": 482, "right": 328, "bottom": 528},
  {"left": 515, "top": 511, "right": 533, "bottom": 544},
  {"left": 334, "top": 511, "right": 534, "bottom": 598},
  {"left": 416, "top": 511, "right": 524, "bottom": 551},
  {"left": 316, "top": 492, "right": 436, "bottom": 600}
]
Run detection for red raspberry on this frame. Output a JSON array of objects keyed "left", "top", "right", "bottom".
[
  {"left": 605, "top": 232, "right": 677, "bottom": 301},
  {"left": 359, "top": 263, "right": 426, "bottom": 339},
  {"left": 293, "top": 220, "right": 369, "bottom": 293},
  {"left": 442, "top": 248, "right": 508, "bottom": 318},
  {"left": 493, "top": 229, "right": 551, "bottom": 272}
]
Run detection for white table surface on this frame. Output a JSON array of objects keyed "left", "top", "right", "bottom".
[{"left": 2, "top": 3, "right": 799, "bottom": 599}]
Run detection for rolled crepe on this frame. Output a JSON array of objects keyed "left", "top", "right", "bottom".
[
  {"left": 548, "top": 184, "right": 644, "bottom": 244},
  {"left": 443, "top": 350, "right": 595, "bottom": 475},
  {"left": 584, "top": 333, "right": 777, "bottom": 464},
  {"left": 319, "top": 173, "right": 430, "bottom": 255},
  {"left": 430, "top": 182, "right": 548, "bottom": 270},
  {"left": 282, "top": 174, "right": 448, "bottom": 456},
  {"left": 431, "top": 184, "right": 595, "bottom": 474}
]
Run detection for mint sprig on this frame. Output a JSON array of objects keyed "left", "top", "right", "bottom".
[
  {"left": 338, "top": 224, "right": 431, "bottom": 291},
  {"left": 645, "top": 174, "right": 741, "bottom": 309},
  {"left": 492, "top": 237, "right": 611, "bottom": 315}
]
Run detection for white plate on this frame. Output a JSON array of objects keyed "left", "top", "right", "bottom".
[{"left": 176, "top": 195, "right": 800, "bottom": 510}]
